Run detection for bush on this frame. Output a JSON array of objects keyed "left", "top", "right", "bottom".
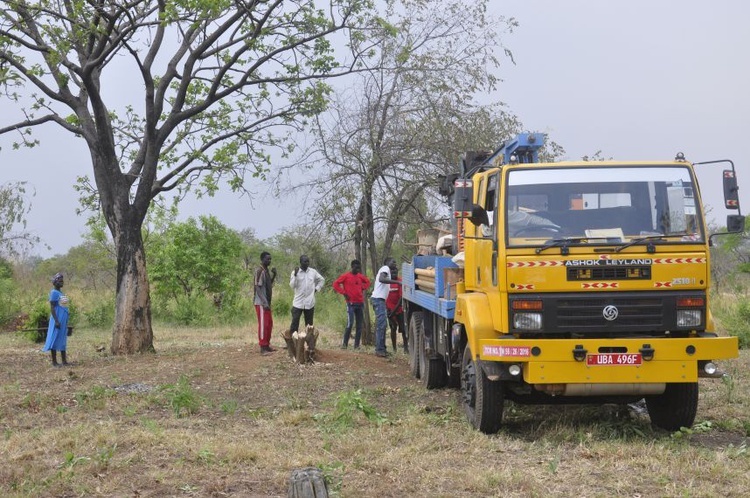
[
  {"left": 734, "top": 300, "right": 750, "bottom": 349},
  {"left": 172, "top": 295, "right": 211, "bottom": 325},
  {"left": 150, "top": 292, "right": 254, "bottom": 327},
  {"left": 215, "top": 294, "right": 254, "bottom": 326},
  {"left": 161, "top": 375, "right": 203, "bottom": 417},
  {"left": 83, "top": 297, "right": 115, "bottom": 328},
  {"left": 713, "top": 295, "right": 750, "bottom": 349},
  {"left": 22, "top": 299, "right": 51, "bottom": 343},
  {"left": 0, "top": 277, "right": 20, "bottom": 329}
]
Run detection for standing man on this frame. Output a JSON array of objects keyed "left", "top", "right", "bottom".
[
  {"left": 371, "top": 257, "right": 401, "bottom": 358},
  {"left": 386, "top": 266, "right": 407, "bottom": 353},
  {"left": 254, "top": 251, "right": 277, "bottom": 355},
  {"left": 332, "top": 259, "right": 371, "bottom": 349},
  {"left": 289, "top": 254, "right": 325, "bottom": 335}
]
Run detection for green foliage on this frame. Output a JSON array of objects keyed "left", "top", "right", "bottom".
[
  {"left": 161, "top": 375, "right": 203, "bottom": 418},
  {"left": 82, "top": 295, "right": 115, "bottom": 328},
  {"left": 149, "top": 215, "right": 247, "bottom": 304},
  {"left": 172, "top": 294, "right": 210, "bottom": 326},
  {"left": 670, "top": 420, "right": 714, "bottom": 440},
  {"left": 722, "top": 374, "right": 737, "bottom": 404},
  {"left": 734, "top": 300, "right": 750, "bottom": 348},
  {"left": 713, "top": 296, "right": 750, "bottom": 349},
  {"left": 220, "top": 399, "right": 239, "bottom": 415},
  {"left": 0, "top": 259, "right": 19, "bottom": 329},
  {"left": 315, "top": 389, "right": 387, "bottom": 433},
  {"left": 272, "top": 295, "right": 292, "bottom": 320},
  {"left": 22, "top": 298, "right": 51, "bottom": 343},
  {"left": 269, "top": 226, "right": 349, "bottom": 282},
  {"left": 151, "top": 283, "right": 254, "bottom": 326},
  {"left": 317, "top": 461, "right": 345, "bottom": 494},
  {"left": 0, "top": 182, "right": 39, "bottom": 255},
  {"left": 312, "top": 289, "right": 349, "bottom": 333},
  {"left": 74, "top": 385, "right": 116, "bottom": 410}
]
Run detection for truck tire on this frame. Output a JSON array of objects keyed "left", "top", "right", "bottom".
[
  {"left": 645, "top": 382, "right": 699, "bottom": 431},
  {"left": 461, "top": 346, "right": 504, "bottom": 434},
  {"left": 418, "top": 317, "right": 447, "bottom": 389},
  {"left": 408, "top": 313, "right": 422, "bottom": 379}
]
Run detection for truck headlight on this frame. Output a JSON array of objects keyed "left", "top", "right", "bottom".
[
  {"left": 676, "top": 309, "right": 701, "bottom": 327},
  {"left": 513, "top": 312, "right": 542, "bottom": 330}
]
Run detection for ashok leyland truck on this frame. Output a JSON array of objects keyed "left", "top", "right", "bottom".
[{"left": 402, "top": 133, "right": 744, "bottom": 433}]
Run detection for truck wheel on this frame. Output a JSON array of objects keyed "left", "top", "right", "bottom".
[
  {"left": 461, "top": 346, "right": 504, "bottom": 434},
  {"left": 418, "top": 320, "right": 446, "bottom": 389},
  {"left": 408, "top": 313, "right": 422, "bottom": 379},
  {"left": 645, "top": 382, "right": 699, "bottom": 431}
]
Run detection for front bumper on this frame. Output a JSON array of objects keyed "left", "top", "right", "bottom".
[{"left": 477, "top": 336, "right": 738, "bottom": 384}]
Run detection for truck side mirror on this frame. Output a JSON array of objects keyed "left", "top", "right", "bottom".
[
  {"left": 727, "top": 214, "right": 745, "bottom": 233},
  {"left": 468, "top": 204, "right": 489, "bottom": 227},
  {"left": 723, "top": 170, "right": 740, "bottom": 210}
]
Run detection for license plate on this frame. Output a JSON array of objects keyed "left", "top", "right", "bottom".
[{"left": 586, "top": 353, "right": 642, "bottom": 366}]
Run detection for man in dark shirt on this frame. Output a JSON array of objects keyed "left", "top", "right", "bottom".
[{"left": 254, "top": 251, "right": 277, "bottom": 355}]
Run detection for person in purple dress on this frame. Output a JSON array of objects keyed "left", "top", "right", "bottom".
[{"left": 42, "top": 272, "right": 70, "bottom": 367}]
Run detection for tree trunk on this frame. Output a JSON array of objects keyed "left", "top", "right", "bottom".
[
  {"left": 110, "top": 221, "right": 155, "bottom": 354},
  {"left": 288, "top": 467, "right": 328, "bottom": 498},
  {"left": 355, "top": 199, "right": 374, "bottom": 346}
]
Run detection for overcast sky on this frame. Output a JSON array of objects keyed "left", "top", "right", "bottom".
[{"left": 1, "top": 0, "right": 748, "bottom": 257}]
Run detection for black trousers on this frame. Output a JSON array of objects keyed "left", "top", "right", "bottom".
[{"left": 290, "top": 307, "right": 314, "bottom": 334}]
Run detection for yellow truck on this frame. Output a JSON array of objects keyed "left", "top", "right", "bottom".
[{"left": 401, "top": 133, "right": 745, "bottom": 433}]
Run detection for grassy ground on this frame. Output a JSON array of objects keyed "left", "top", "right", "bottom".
[{"left": 1, "top": 324, "right": 749, "bottom": 497}]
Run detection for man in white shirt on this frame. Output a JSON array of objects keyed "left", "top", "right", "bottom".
[
  {"left": 289, "top": 254, "right": 325, "bottom": 335},
  {"left": 371, "top": 257, "right": 400, "bottom": 357}
]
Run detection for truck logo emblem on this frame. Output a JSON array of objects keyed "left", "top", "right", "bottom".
[{"left": 602, "top": 305, "right": 619, "bottom": 321}]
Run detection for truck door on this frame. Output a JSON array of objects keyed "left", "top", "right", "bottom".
[
  {"left": 479, "top": 173, "right": 499, "bottom": 286},
  {"left": 479, "top": 172, "right": 503, "bottom": 331}
]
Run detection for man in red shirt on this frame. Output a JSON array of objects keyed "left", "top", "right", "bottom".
[
  {"left": 386, "top": 267, "right": 407, "bottom": 353},
  {"left": 332, "top": 260, "right": 371, "bottom": 349}
]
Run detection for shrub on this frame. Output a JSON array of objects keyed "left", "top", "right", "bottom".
[
  {"left": 0, "top": 277, "right": 19, "bottom": 329},
  {"left": 713, "top": 295, "right": 750, "bottom": 349},
  {"left": 734, "top": 300, "right": 750, "bottom": 348},
  {"left": 315, "top": 389, "right": 387, "bottom": 433},
  {"left": 83, "top": 298, "right": 115, "bottom": 328},
  {"left": 162, "top": 375, "right": 203, "bottom": 417},
  {"left": 22, "top": 299, "right": 52, "bottom": 343}
]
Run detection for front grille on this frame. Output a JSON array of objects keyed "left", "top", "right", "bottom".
[
  {"left": 557, "top": 297, "right": 662, "bottom": 329},
  {"left": 509, "top": 291, "right": 706, "bottom": 336}
]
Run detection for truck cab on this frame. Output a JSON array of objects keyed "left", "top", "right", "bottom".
[{"left": 402, "top": 133, "right": 744, "bottom": 433}]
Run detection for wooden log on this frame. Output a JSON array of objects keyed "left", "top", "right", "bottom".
[
  {"left": 414, "top": 268, "right": 436, "bottom": 278},
  {"left": 291, "top": 331, "right": 299, "bottom": 363},
  {"left": 294, "top": 330, "right": 307, "bottom": 364},
  {"left": 282, "top": 329, "right": 296, "bottom": 359},
  {"left": 415, "top": 278, "right": 436, "bottom": 291},
  {"left": 304, "top": 325, "right": 319, "bottom": 363},
  {"left": 288, "top": 467, "right": 328, "bottom": 498}
]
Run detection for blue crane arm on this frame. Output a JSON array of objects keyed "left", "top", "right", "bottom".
[{"left": 483, "top": 132, "right": 546, "bottom": 166}]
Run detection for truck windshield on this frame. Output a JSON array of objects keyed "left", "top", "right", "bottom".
[{"left": 505, "top": 165, "right": 703, "bottom": 247}]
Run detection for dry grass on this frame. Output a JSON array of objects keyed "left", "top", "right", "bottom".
[{"left": 1, "top": 324, "right": 749, "bottom": 497}]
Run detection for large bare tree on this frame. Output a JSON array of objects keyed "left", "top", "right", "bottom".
[
  {"left": 0, "top": 0, "right": 379, "bottom": 353},
  {"left": 295, "top": 0, "right": 519, "bottom": 274}
]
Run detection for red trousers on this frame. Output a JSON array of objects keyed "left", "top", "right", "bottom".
[{"left": 255, "top": 305, "right": 273, "bottom": 347}]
